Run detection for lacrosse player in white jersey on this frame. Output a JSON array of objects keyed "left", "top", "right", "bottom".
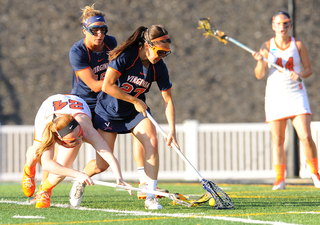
[
  {"left": 22, "top": 94, "right": 131, "bottom": 208},
  {"left": 252, "top": 11, "right": 320, "bottom": 190}
]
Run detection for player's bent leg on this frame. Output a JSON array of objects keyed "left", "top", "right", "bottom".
[
  {"left": 22, "top": 143, "right": 39, "bottom": 197},
  {"left": 35, "top": 179, "right": 55, "bottom": 208},
  {"left": 22, "top": 164, "right": 36, "bottom": 197}
]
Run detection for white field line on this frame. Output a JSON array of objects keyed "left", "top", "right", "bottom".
[
  {"left": 1, "top": 199, "right": 300, "bottom": 225},
  {"left": 13, "top": 215, "right": 45, "bottom": 219}
]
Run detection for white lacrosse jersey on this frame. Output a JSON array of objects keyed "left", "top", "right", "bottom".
[
  {"left": 34, "top": 94, "right": 91, "bottom": 142},
  {"left": 265, "top": 37, "right": 311, "bottom": 122}
]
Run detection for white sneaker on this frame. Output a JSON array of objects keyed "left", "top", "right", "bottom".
[
  {"left": 69, "top": 181, "right": 86, "bottom": 207},
  {"left": 145, "top": 197, "right": 163, "bottom": 210},
  {"left": 311, "top": 173, "right": 320, "bottom": 188},
  {"left": 272, "top": 180, "right": 285, "bottom": 190}
]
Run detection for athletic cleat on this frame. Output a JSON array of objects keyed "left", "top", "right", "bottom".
[
  {"left": 272, "top": 180, "right": 285, "bottom": 190},
  {"left": 22, "top": 171, "right": 36, "bottom": 197},
  {"left": 69, "top": 181, "right": 86, "bottom": 207},
  {"left": 311, "top": 173, "right": 320, "bottom": 188},
  {"left": 30, "top": 189, "right": 52, "bottom": 205},
  {"left": 30, "top": 193, "right": 38, "bottom": 205},
  {"left": 35, "top": 189, "right": 51, "bottom": 208},
  {"left": 137, "top": 182, "right": 169, "bottom": 199},
  {"left": 145, "top": 197, "right": 163, "bottom": 210}
]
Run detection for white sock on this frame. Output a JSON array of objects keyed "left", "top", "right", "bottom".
[
  {"left": 146, "top": 180, "right": 157, "bottom": 199},
  {"left": 137, "top": 167, "right": 146, "bottom": 184}
]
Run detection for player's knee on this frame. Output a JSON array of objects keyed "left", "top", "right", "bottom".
[
  {"left": 95, "top": 162, "right": 109, "bottom": 173},
  {"left": 149, "top": 136, "right": 158, "bottom": 148},
  {"left": 272, "top": 136, "right": 285, "bottom": 147},
  {"left": 299, "top": 133, "right": 314, "bottom": 146}
]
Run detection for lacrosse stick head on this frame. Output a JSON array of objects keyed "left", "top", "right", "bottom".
[
  {"left": 188, "top": 192, "right": 211, "bottom": 207},
  {"left": 198, "top": 18, "right": 228, "bottom": 44},
  {"left": 168, "top": 193, "right": 193, "bottom": 207},
  {"left": 201, "top": 179, "right": 234, "bottom": 209},
  {"left": 198, "top": 18, "right": 217, "bottom": 35}
]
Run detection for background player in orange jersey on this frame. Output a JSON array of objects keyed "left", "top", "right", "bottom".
[{"left": 252, "top": 11, "right": 320, "bottom": 190}]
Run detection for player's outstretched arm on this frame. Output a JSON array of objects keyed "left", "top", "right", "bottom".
[
  {"left": 41, "top": 148, "right": 94, "bottom": 186},
  {"left": 79, "top": 115, "right": 132, "bottom": 194}
]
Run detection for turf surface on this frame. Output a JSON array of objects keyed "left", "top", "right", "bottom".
[{"left": 1, "top": 181, "right": 320, "bottom": 224}]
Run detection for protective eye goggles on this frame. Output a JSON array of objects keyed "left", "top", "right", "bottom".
[
  {"left": 151, "top": 45, "right": 171, "bottom": 58},
  {"left": 272, "top": 18, "right": 291, "bottom": 28},
  {"left": 84, "top": 25, "right": 108, "bottom": 36},
  {"left": 144, "top": 29, "right": 171, "bottom": 58},
  {"left": 61, "top": 125, "right": 83, "bottom": 144}
]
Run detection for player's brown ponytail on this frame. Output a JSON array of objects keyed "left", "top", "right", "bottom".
[{"left": 108, "top": 25, "right": 171, "bottom": 61}]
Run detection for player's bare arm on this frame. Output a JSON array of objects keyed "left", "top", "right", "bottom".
[
  {"left": 161, "top": 89, "right": 179, "bottom": 148},
  {"left": 102, "top": 68, "right": 147, "bottom": 115},
  {"left": 40, "top": 148, "right": 93, "bottom": 185},
  {"left": 296, "top": 39, "right": 313, "bottom": 79},
  {"left": 253, "top": 42, "right": 269, "bottom": 80},
  {"left": 77, "top": 67, "right": 103, "bottom": 92}
]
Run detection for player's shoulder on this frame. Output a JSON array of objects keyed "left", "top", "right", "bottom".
[
  {"left": 154, "top": 58, "right": 167, "bottom": 69},
  {"left": 46, "top": 94, "right": 66, "bottom": 101},
  {"left": 123, "top": 45, "right": 139, "bottom": 56},
  {"left": 261, "top": 39, "right": 272, "bottom": 51},
  {"left": 70, "top": 39, "right": 86, "bottom": 53},
  {"left": 47, "top": 94, "right": 84, "bottom": 102},
  {"left": 114, "top": 45, "right": 139, "bottom": 62},
  {"left": 292, "top": 37, "right": 305, "bottom": 45},
  {"left": 104, "top": 35, "right": 117, "bottom": 49}
]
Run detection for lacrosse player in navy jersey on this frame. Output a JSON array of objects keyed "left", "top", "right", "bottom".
[
  {"left": 68, "top": 4, "right": 169, "bottom": 207},
  {"left": 69, "top": 3, "right": 116, "bottom": 118},
  {"left": 89, "top": 24, "right": 179, "bottom": 210}
]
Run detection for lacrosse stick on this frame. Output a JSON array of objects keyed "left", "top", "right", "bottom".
[
  {"left": 92, "top": 180, "right": 192, "bottom": 207},
  {"left": 146, "top": 111, "right": 234, "bottom": 210},
  {"left": 198, "top": 18, "right": 302, "bottom": 82},
  {"left": 170, "top": 192, "right": 212, "bottom": 207}
]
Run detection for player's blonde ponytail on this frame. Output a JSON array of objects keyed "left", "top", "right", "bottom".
[{"left": 80, "top": 3, "right": 105, "bottom": 23}]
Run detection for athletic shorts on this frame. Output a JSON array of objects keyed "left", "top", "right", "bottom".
[{"left": 94, "top": 110, "right": 150, "bottom": 134}]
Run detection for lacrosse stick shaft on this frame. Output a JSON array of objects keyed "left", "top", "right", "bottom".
[
  {"left": 225, "top": 36, "right": 302, "bottom": 82},
  {"left": 146, "top": 111, "right": 203, "bottom": 181},
  {"left": 93, "top": 179, "right": 192, "bottom": 207},
  {"left": 92, "top": 180, "right": 170, "bottom": 198}
]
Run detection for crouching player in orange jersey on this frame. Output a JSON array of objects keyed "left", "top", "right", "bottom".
[{"left": 22, "top": 94, "right": 132, "bottom": 208}]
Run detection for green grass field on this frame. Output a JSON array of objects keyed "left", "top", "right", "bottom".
[{"left": 1, "top": 181, "right": 320, "bottom": 225}]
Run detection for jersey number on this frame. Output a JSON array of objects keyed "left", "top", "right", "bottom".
[
  {"left": 120, "top": 83, "right": 146, "bottom": 98},
  {"left": 275, "top": 57, "right": 294, "bottom": 71},
  {"left": 53, "top": 99, "right": 84, "bottom": 111}
]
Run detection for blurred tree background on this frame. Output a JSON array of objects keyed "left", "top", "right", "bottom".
[{"left": 0, "top": 0, "right": 319, "bottom": 125}]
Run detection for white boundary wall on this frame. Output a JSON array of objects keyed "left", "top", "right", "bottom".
[{"left": 1, "top": 121, "right": 319, "bottom": 182}]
